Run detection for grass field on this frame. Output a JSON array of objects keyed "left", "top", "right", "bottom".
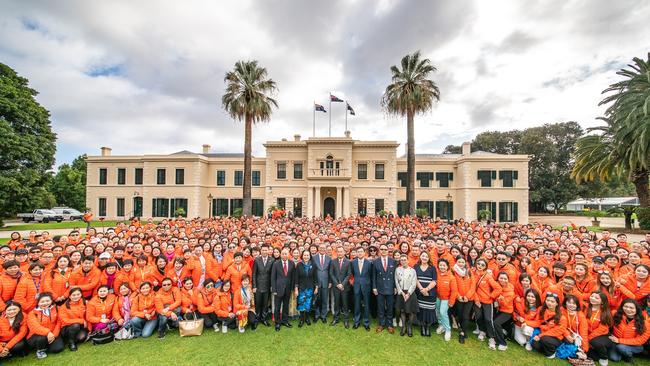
[
  {"left": 4, "top": 321, "right": 565, "bottom": 366},
  {"left": 0, "top": 238, "right": 9, "bottom": 245},
  {"left": 0, "top": 221, "right": 120, "bottom": 232}
]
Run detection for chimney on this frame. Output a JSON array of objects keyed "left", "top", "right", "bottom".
[
  {"left": 345, "top": 130, "right": 351, "bottom": 138},
  {"left": 100, "top": 147, "right": 112, "bottom": 156},
  {"left": 294, "top": 134, "right": 301, "bottom": 141},
  {"left": 281, "top": 138, "right": 287, "bottom": 141},
  {"left": 202, "top": 144, "right": 211, "bottom": 154},
  {"left": 462, "top": 141, "right": 471, "bottom": 155}
]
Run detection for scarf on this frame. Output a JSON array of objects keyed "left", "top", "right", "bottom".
[
  {"left": 37, "top": 306, "right": 52, "bottom": 317},
  {"left": 122, "top": 296, "right": 131, "bottom": 323},
  {"left": 105, "top": 272, "right": 117, "bottom": 289},
  {"left": 453, "top": 263, "right": 468, "bottom": 277}
]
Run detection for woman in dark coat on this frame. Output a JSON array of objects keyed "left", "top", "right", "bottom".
[{"left": 294, "top": 250, "right": 319, "bottom": 327}]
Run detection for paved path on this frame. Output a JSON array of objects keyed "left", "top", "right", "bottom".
[{"left": 529, "top": 215, "right": 646, "bottom": 242}]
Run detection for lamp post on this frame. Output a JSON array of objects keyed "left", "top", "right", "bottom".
[
  {"left": 446, "top": 193, "right": 452, "bottom": 224},
  {"left": 207, "top": 193, "right": 213, "bottom": 218}
]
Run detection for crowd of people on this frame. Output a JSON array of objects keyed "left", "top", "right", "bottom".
[{"left": 1, "top": 215, "right": 650, "bottom": 365}]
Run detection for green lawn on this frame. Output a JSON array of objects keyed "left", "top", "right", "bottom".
[
  {"left": 0, "top": 237, "right": 9, "bottom": 245},
  {"left": 0, "top": 221, "right": 121, "bottom": 232},
  {"left": 552, "top": 225, "right": 603, "bottom": 233},
  {"left": 5, "top": 321, "right": 564, "bottom": 366}
]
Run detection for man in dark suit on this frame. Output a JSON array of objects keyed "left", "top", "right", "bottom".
[
  {"left": 312, "top": 243, "right": 331, "bottom": 323},
  {"left": 329, "top": 246, "right": 351, "bottom": 328},
  {"left": 351, "top": 246, "right": 372, "bottom": 331},
  {"left": 372, "top": 243, "right": 397, "bottom": 333},
  {"left": 271, "top": 247, "right": 294, "bottom": 331},
  {"left": 252, "top": 244, "right": 274, "bottom": 326}
]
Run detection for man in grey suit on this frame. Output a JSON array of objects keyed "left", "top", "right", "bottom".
[
  {"left": 312, "top": 243, "right": 331, "bottom": 323},
  {"left": 252, "top": 244, "right": 274, "bottom": 326},
  {"left": 329, "top": 246, "right": 351, "bottom": 328}
]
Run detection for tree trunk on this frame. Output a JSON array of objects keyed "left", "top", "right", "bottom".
[
  {"left": 242, "top": 114, "right": 253, "bottom": 216},
  {"left": 406, "top": 109, "right": 416, "bottom": 216},
  {"left": 632, "top": 168, "right": 649, "bottom": 207}
]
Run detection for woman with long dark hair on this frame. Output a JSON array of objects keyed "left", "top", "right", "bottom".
[
  {"left": 0, "top": 301, "right": 28, "bottom": 358},
  {"left": 585, "top": 291, "right": 613, "bottom": 365},
  {"left": 609, "top": 298, "right": 650, "bottom": 362},
  {"left": 26, "top": 292, "right": 64, "bottom": 359},
  {"left": 451, "top": 255, "right": 472, "bottom": 344},
  {"left": 59, "top": 287, "right": 87, "bottom": 351},
  {"left": 531, "top": 292, "right": 566, "bottom": 359},
  {"left": 415, "top": 251, "right": 437, "bottom": 337}
]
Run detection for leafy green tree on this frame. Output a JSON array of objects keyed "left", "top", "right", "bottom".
[
  {"left": 222, "top": 60, "right": 278, "bottom": 216},
  {"left": 0, "top": 63, "right": 57, "bottom": 224},
  {"left": 382, "top": 51, "right": 440, "bottom": 215},
  {"left": 51, "top": 154, "right": 87, "bottom": 210}
]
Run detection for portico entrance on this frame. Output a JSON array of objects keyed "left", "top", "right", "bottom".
[{"left": 323, "top": 197, "right": 335, "bottom": 218}]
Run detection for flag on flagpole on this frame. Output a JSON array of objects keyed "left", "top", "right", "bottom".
[
  {"left": 315, "top": 103, "right": 327, "bottom": 112},
  {"left": 330, "top": 94, "right": 343, "bottom": 102},
  {"left": 346, "top": 102, "right": 355, "bottom": 116}
]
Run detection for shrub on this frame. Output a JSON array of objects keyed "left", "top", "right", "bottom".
[
  {"left": 233, "top": 208, "right": 243, "bottom": 218},
  {"left": 638, "top": 207, "right": 650, "bottom": 230},
  {"left": 173, "top": 208, "right": 186, "bottom": 217},
  {"left": 478, "top": 209, "right": 492, "bottom": 221},
  {"left": 415, "top": 208, "right": 429, "bottom": 218}
]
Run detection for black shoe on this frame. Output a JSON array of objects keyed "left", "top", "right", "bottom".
[
  {"left": 262, "top": 319, "right": 270, "bottom": 327},
  {"left": 353, "top": 323, "right": 359, "bottom": 329},
  {"left": 69, "top": 343, "right": 77, "bottom": 352},
  {"left": 251, "top": 322, "right": 257, "bottom": 330},
  {"left": 344, "top": 321, "right": 349, "bottom": 329},
  {"left": 331, "top": 320, "right": 338, "bottom": 326},
  {"left": 459, "top": 333, "right": 465, "bottom": 344},
  {"left": 364, "top": 325, "right": 370, "bottom": 331},
  {"left": 299, "top": 315, "right": 305, "bottom": 328},
  {"left": 420, "top": 325, "right": 424, "bottom": 336},
  {"left": 305, "top": 317, "right": 311, "bottom": 326},
  {"left": 400, "top": 327, "right": 406, "bottom": 336},
  {"left": 283, "top": 322, "right": 293, "bottom": 328},
  {"left": 275, "top": 324, "right": 281, "bottom": 332},
  {"left": 407, "top": 324, "right": 413, "bottom": 337},
  {"left": 158, "top": 333, "right": 165, "bottom": 340},
  {"left": 321, "top": 318, "right": 327, "bottom": 324}
]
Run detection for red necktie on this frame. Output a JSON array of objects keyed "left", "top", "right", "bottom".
[
  {"left": 383, "top": 258, "right": 387, "bottom": 271},
  {"left": 339, "top": 259, "right": 343, "bottom": 270},
  {"left": 320, "top": 255, "right": 324, "bottom": 267},
  {"left": 283, "top": 261, "right": 288, "bottom": 276}
]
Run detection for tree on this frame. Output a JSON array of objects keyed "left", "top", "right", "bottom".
[
  {"left": 0, "top": 63, "right": 57, "bottom": 224},
  {"left": 50, "top": 154, "right": 87, "bottom": 210},
  {"left": 381, "top": 51, "right": 440, "bottom": 215},
  {"left": 573, "top": 54, "right": 650, "bottom": 208},
  {"left": 222, "top": 60, "right": 278, "bottom": 216}
]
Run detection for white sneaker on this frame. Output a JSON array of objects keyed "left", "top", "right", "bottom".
[
  {"left": 393, "top": 318, "right": 398, "bottom": 327},
  {"left": 213, "top": 324, "right": 219, "bottom": 332},
  {"left": 598, "top": 359, "right": 608, "bottom": 366},
  {"left": 444, "top": 330, "right": 451, "bottom": 342},
  {"left": 525, "top": 343, "right": 532, "bottom": 351},
  {"left": 497, "top": 345, "right": 508, "bottom": 351},
  {"left": 488, "top": 338, "right": 496, "bottom": 350},
  {"left": 238, "top": 326, "right": 245, "bottom": 333},
  {"left": 472, "top": 327, "right": 480, "bottom": 335},
  {"left": 436, "top": 325, "right": 445, "bottom": 334},
  {"left": 36, "top": 350, "right": 47, "bottom": 359},
  {"left": 222, "top": 324, "right": 228, "bottom": 333},
  {"left": 477, "top": 331, "right": 486, "bottom": 341},
  {"left": 546, "top": 353, "right": 556, "bottom": 359}
]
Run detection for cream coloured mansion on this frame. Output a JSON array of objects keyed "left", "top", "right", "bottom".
[{"left": 86, "top": 132, "right": 530, "bottom": 222}]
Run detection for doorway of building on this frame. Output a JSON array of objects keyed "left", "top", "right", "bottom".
[
  {"left": 323, "top": 197, "right": 335, "bottom": 218},
  {"left": 133, "top": 196, "right": 143, "bottom": 218}
]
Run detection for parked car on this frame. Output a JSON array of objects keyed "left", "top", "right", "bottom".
[
  {"left": 17, "top": 209, "right": 64, "bottom": 223},
  {"left": 52, "top": 207, "right": 83, "bottom": 221}
]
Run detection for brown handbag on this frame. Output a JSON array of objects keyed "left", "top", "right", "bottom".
[{"left": 179, "top": 313, "right": 204, "bottom": 337}]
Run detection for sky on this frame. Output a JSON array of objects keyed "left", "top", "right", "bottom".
[{"left": 1, "top": 0, "right": 649, "bottom": 167}]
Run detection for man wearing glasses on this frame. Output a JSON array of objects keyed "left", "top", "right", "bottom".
[{"left": 372, "top": 244, "right": 396, "bottom": 334}]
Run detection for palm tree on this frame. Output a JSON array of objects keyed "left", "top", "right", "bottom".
[
  {"left": 572, "top": 54, "right": 650, "bottom": 208},
  {"left": 381, "top": 51, "right": 440, "bottom": 215},
  {"left": 222, "top": 60, "right": 278, "bottom": 216}
]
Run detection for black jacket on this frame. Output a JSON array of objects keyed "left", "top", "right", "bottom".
[
  {"left": 294, "top": 262, "right": 318, "bottom": 291},
  {"left": 271, "top": 259, "right": 295, "bottom": 296},
  {"left": 252, "top": 256, "right": 274, "bottom": 293}
]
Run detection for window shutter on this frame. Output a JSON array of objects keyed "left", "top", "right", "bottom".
[
  {"left": 491, "top": 170, "right": 497, "bottom": 179},
  {"left": 513, "top": 171, "right": 518, "bottom": 180},
  {"left": 498, "top": 202, "right": 506, "bottom": 222},
  {"left": 498, "top": 170, "right": 503, "bottom": 180},
  {"left": 477, "top": 171, "right": 481, "bottom": 180},
  {"left": 449, "top": 172, "right": 453, "bottom": 181},
  {"left": 491, "top": 202, "right": 497, "bottom": 220},
  {"left": 513, "top": 202, "right": 519, "bottom": 222}
]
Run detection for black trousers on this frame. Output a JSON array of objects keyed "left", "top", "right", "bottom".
[
  {"left": 452, "top": 301, "right": 473, "bottom": 335},
  {"left": 588, "top": 334, "right": 613, "bottom": 360},
  {"left": 493, "top": 312, "right": 512, "bottom": 346},
  {"left": 532, "top": 336, "right": 561, "bottom": 357},
  {"left": 475, "top": 303, "right": 496, "bottom": 339},
  {"left": 27, "top": 335, "right": 64, "bottom": 353},
  {"left": 199, "top": 312, "right": 218, "bottom": 328},
  {"left": 61, "top": 323, "right": 88, "bottom": 344},
  {"left": 254, "top": 291, "right": 270, "bottom": 321},
  {"left": 376, "top": 293, "right": 395, "bottom": 327},
  {"left": 332, "top": 287, "right": 350, "bottom": 321},
  {"left": 4, "top": 340, "right": 28, "bottom": 358},
  {"left": 274, "top": 292, "right": 291, "bottom": 324},
  {"left": 217, "top": 316, "right": 236, "bottom": 328}
]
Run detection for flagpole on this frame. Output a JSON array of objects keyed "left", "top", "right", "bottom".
[
  {"left": 345, "top": 102, "right": 348, "bottom": 133},
  {"left": 328, "top": 92, "right": 332, "bottom": 137},
  {"left": 313, "top": 100, "right": 315, "bottom": 137}
]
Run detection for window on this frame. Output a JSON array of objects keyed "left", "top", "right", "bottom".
[
  {"left": 98, "top": 198, "right": 106, "bottom": 216},
  {"left": 358, "top": 163, "right": 368, "bottom": 180},
  {"left": 99, "top": 168, "right": 107, "bottom": 185},
  {"left": 175, "top": 168, "right": 185, "bottom": 185},
  {"left": 170, "top": 198, "right": 188, "bottom": 217},
  {"left": 156, "top": 169, "right": 166, "bottom": 185},
  {"left": 416, "top": 201, "right": 434, "bottom": 217},
  {"left": 375, "top": 163, "right": 385, "bottom": 180},
  {"left": 435, "top": 172, "right": 453, "bottom": 188},
  {"left": 277, "top": 163, "right": 286, "bottom": 179},
  {"left": 397, "top": 172, "right": 407, "bottom": 187},
  {"left": 116, "top": 198, "right": 125, "bottom": 217},
  {"left": 133, "top": 197, "right": 143, "bottom": 217},
  {"left": 499, "top": 170, "right": 518, "bottom": 188},
  {"left": 117, "top": 168, "right": 126, "bottom": 185},
  {"left": 293, "top": 198, "right": 302, "bottom": 217},
  {"left": 229, "top": 199, "right": 243, "bottom": 216},
  {"left": 214, "top": 199, "right": 229, "bottom": 216},
  {"left": 357, "top": 199, "right": 367, "bottom": 216},
  {"left": 135, "top": 168, "right": 143, "bottom": 185},
  {"left": 435, "top": 201, "right": 453, "bottom": 220},
  {"left": 477, "top": 201, "right": 497, "bottom": 220},
  {"left": 375, "top": 199, "right": 385, "bottom": 214},
  {"left": 294, "top": 163, "right": 303, "bottom": 179},
  {"left": 252, "top": 171, "right": 261, "bottom": 186},
  {"left": 277, "top": 198, "right": 286, "bottom": 210},
  {"left": 234, "top": 170, "right": 243, "bottom": 186},
  {"left": 498, "top": 202, "right": 519, "bottom": 222},
  {"left": 397, "top": 201, "right": 407, "bottom": 216},
  {"left": 152, "top": 198, "right": 169, "bottom": 217},
  {"left": 252, "top": 199, "right": 264, "bottom": 217},
  {"left": 477, "top": 170, "right": 496, "bottom": 187},
  {"left": 416, "top": 172, "right": 434, "bottom": 187},
  {"left": 216, "top": 170, "right": 226, "bottom": 186}
]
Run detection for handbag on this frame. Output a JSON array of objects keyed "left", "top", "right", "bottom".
[
  {"left": 522, "top": 325, "right": 534, "bottom": 337},
  {"left": 114, "top": 324, "right": 134, "bottom": 340},
  {"left": 179, "top": 312, "right": 204, "bottom": 337},
  {"left": 89, "top": 326, "right": 115, "bottom": 345},
  {"left": 567, "top": 357, "right": 595, "bottom": 366}
]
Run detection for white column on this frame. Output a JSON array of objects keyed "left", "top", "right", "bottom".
[
  {"left": 314, "top": 187, "right": 321, "bottom": 218},
  {"left": 343, "top": 187, "right": 350, "bottom": 217},
  {"left": 307, "top": 187, "right": 314, "bottom": 218},
  {"left": 336, "top": 187, "right": 342, "bottom": 218}
]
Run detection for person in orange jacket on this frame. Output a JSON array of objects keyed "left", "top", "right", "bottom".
[
  {"left": 130, "top": 255, "right": 155, "bottom": 291},
  {"left": 128, "top": 282, "right": 157, "bottom": 338},
  {"left": 68, "top": 256, "right": 100, "bottom": 299},
  {"left": 26, "top": 293, "right": 64, "bottom": 359},
  {"left": 43, "top": 255, "right": 72, "bottom": 304},
  {"left": 451, "top": 256, "right": 474, "bottom": 343},
  {"left": 0, "top": 301, "right": 28, "bottom": 358},
  {"left": 609, "top": 298, "right": 650, "bottom": 362},
  {"left": 513, "top": 288, "right": 541, "bottom": 348},
  {"left": 531, "top": 292, "right": 567, "bottom": 359},
  {"left": 0, "top": 261, "right": 22, "bottom": 307},
  {"left": 563, "top": 295, "right": 588, "bottom": 356},
  {"left": 223, "top": 252, "right": 252, "bottom": 293},
  {"left": 154, "top": 277, "right": 181, "bottom": 339},
  {"left": 585, "top": 291, "right": 614, "bottom": 365},
  {"left": 58, "top": 287, "right": 87, "bottom": 351},
  {"left": 98, "top": 262, "right": 120, "bottom": 294},
  {"left": 112, "top": 283, "right": 133, "bottom": 328},
  {"left": 86, "top": 285, "right": 116, "bottom": 332},
  {"left": 166, "top": 258, "right": 190, "bottom": 289},
  {"left": 197, "top": 278, "right": 220, "bottom": 331},
  {"left": 180, "top": 277, "right": 198, "bottom": 318},
  {"left": 494, "top": 272, "right": 515, "bottom": 351},
  {"left": 618, "top": 264, "right": 650, "bottom": 302},
  {"left": 233, "top": 274, "right": 256, "bottom": 332},
  {"left": 151, "top": 256, "right": 169, "bottom": 290},
  {"left": 216, "top": 280, "right": 236, "bottom": 333},
  {"left": 14, "top": 262, "right": 45, "bottom": 313},
  {"left": 114, "top": 259, "right": 135, "bottom": 294},
  {"left": 435, "top": 259, "right": 457, "bottom": 342},
  {"left": 473, "top": 258, "right": 502, "bottom": 349}
]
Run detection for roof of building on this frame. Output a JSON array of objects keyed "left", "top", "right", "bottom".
[
  {"left": 567, "top": 197, "right": 640, "bottom": 206},
  {"left": 171, "top": 151, "right": 246, "bottom": 158},
  {"left": 399, "top": 151, "right": 499, "bottom": 158}
]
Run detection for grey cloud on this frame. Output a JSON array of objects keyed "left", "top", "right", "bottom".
[{"left": 496, "top": 31, "right": 538, "bottom": 53}]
